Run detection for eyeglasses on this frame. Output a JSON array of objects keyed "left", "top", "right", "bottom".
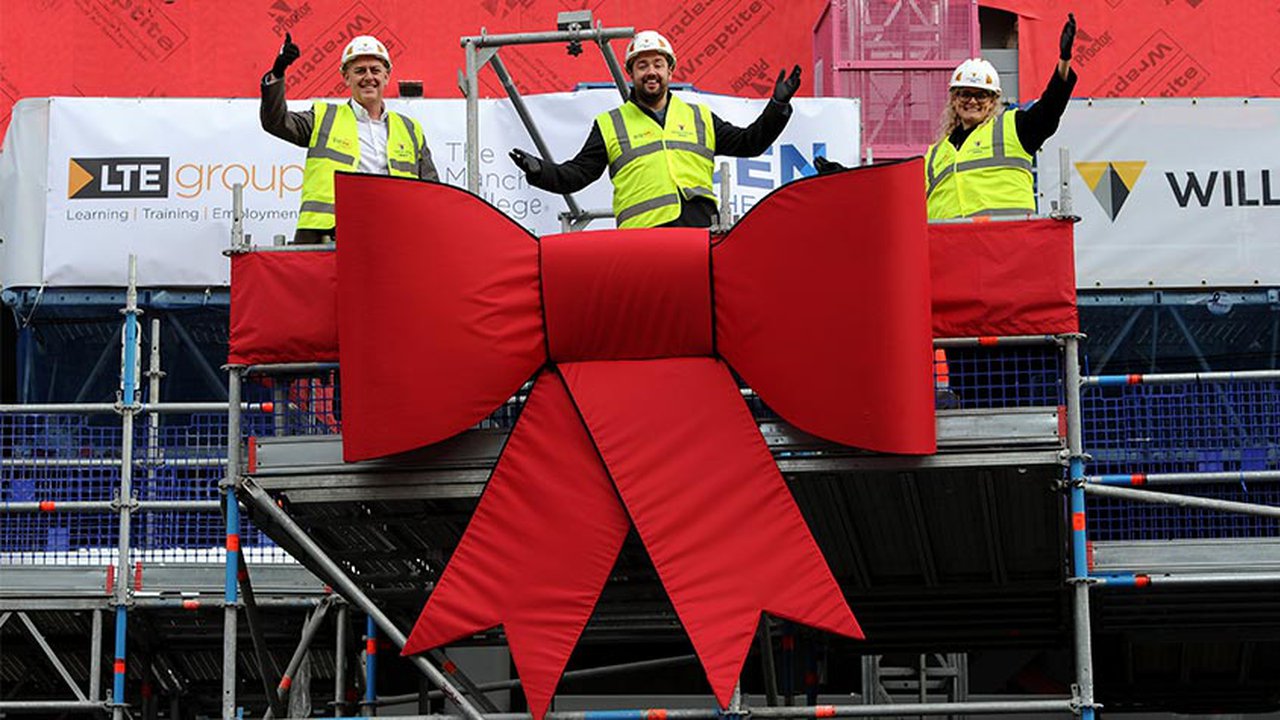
[{"left": 953, "top": 89, "right": 995, "bottom": 102}]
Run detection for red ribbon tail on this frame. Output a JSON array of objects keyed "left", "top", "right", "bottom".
[
  {"left": 403, "top": 369, "right": 629, "bottom": 720},
  {"left": 560, "top": 358, "right": 863, "bottom": 708}
]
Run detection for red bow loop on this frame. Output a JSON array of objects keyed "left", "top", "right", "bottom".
[
  {"left": 335, "top": 174, "right": 547, "bottom": 462},
  {"left": 714, "top": 159, "right": 937, "bottom": 454}
]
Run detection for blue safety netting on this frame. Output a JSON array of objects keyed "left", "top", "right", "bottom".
[
  {"left": 1082, "top": 381, "right": 1280, "bottom": 475},
  {"left": 1081, "top": 379, "right": 1280, "bottom": 541},
  {"left": 934, "top": 344, "right": 1064, "bottom": 410},
  {"left": 1, "top": 411, "right": 280, "bottom": 564}
]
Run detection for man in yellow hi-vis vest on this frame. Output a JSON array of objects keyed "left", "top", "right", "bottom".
[
  {"left": 508, "top": 31, "right": 802, "bottom": 229},
  {"left": 923, "top": 13, "right": 1078, "bottom": 220},
  {"left": 261, "top": 33, "right": 438, "bottom": 244}
]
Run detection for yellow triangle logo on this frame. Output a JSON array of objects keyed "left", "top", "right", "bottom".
[
  {"left": 1112, "top": 161, "right": 1147, "bottom": 192},
  {"left": 1074, "top": 161, "right": 1109, "bottom": 192},
  {"left": 68, "top": 159, "right": 94, "bottom": 198}
]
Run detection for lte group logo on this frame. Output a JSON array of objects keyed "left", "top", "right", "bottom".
[
  {"left": 1075, "top": 161, "right": 1146, "bottom": 221},
  {"left": 68, "top": 157, "right": 170, "bottom": 199}
]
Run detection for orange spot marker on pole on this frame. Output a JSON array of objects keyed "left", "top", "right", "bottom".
[
  {"left": 442, "top": 660, "right": 458, "bottom": 674},
  {"left": 816, "top": 706, "right": 837, "bottom": 718},
  {"left": 1127, "top": 374, "right": 1142, "bottom": 384},
  {"left": 280, "top": 675, "right": 293, "bottom": 690},
  {"left": 646, "top": 710, "right": 669, "bottom": 720},
  {"left": 978, "top": 336, "right": 999, "bottom": 346},
  {"left": 1072, "top": 512, "right": 1086, "bottom": 532},
  {"left": 226, "top": 534, "right": 241, "bottom": 552},
  {"left": 182, "top": 599, "right": 200, "bottom": 610},
  {"left": 39, "top": 500, "right": 56, "bottom": 512},
  {"left": 1135, "top": 574, "right": 1151, "bottom": 588}
]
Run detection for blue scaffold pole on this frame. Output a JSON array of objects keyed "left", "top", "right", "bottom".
[
  {"left": 1062, "top": 335, "right": 1096, "bottom": 720},
  {"left": 365, "top": 616, "right": 378, "bottom": 716},
  {"left": 113, "top": 255, "right": 143, "bottom": 720},
  {"left": 113, "top": 605, "right": 127, "bottom": 709}
]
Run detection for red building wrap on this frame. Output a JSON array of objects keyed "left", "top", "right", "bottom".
[
  {"left": 0, "top": 0, "right": 825, "bottom": 140},
  {"left": 981, "top": 0, "right": 1280, "bottom": 101}
]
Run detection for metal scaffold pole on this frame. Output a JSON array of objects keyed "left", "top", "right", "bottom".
[
  {"left": 1062, "top": 334, "right": 1097, "bottom": 720},
  {"left": 222, "top": 365, "right": 243, "bottom": 720},
  {"left": 111, "top": 255, "right": 143, "bottom": 720},
  {"left": 90, "top": 608, "right": 104, "bottom": 703},
  {"left": 462, "top": 39, "right": 482, "bottom": 194},
  {"left": 457, "top": 14, "right": 633, "bottom": 229},
  {"left": 264, "top": 597, "right": 334, "bottom": 719},
  {"left": 335, "top": 603, "right": 350, "bottom": 717},
  {"left": 364, "top": 615, "right": 378, "bottom": 716}
]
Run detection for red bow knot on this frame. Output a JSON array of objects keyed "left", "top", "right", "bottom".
[{"left": 333, "top": 160, "right": 935, "bottom": 719}]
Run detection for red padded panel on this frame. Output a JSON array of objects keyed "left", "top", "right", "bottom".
[
  {"left": 541, "top": 228, "right": 712, "bottom": 362},
  {"left": 228, "top": 250, "right": 337, "bottom": 365},
  {"left": 334, "top": 174, "right": 546, "bottom": 461},
  {"left": 560, "top": 358, "right": 862, "bottom": 708},
  {"left": 930, "top": 219, "right": 1079, "bottom": 338},
  {"left": 715, "top": 160, "right": 936, "bottom": 455},
  {"left": 402, "top": 370, "right": 628, "bottom": 720}
]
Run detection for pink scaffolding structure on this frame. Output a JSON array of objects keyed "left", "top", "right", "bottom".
[{"left": 814, "top": 0, "right": 980, "bottom": 159}]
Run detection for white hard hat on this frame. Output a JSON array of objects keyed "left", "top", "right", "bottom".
[
  {"left": 341, "top": 35, "right": 391, "bottom": 72},
  {"left": 949, "top": 58, "right": 1001, "bottom": 94},
  {"left": 625, "top": 30, "right": 676, "bottom": 71}
]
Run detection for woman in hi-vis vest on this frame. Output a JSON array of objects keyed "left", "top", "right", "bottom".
[
  {"left": 924, "top": 13, "right": 1078, "bottom": 220},
  {"left": 922, "top": 13, "right": 1077, "bottom": 409}
]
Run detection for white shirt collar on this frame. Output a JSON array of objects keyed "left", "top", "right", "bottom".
[{"left": 348, "top": 99, "right": 386, "bottom": 123}]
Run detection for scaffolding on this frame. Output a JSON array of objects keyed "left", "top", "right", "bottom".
[
  {"left": 10, "top": 207, "right": 1280, "bottom": 716},
  {"left": 458, "top": 12, "right": 633, "bottom": 233}
]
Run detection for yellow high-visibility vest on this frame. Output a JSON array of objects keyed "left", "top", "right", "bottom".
[
  {"left": 298, "top": 101, "right": 425, "bottom": 230},
  {"left": 925, "top": 110, "right": 1034, "bottom": 220},
  {"left": 596, "top": 95, "right": 717, "bottom": 229}
]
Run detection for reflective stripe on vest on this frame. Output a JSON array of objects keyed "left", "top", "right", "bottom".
[
  {"left": 388, "top": 113, "right": 421, "bottom": 174},
  {"left": 597, "top": 95, "right": 716, "bottom": 229},
  {"left": 924, "top": 111, "right": 1034, "bottom": 221},
  {"left": 298, "top": 102, "right": 426, "bottom": 230}
]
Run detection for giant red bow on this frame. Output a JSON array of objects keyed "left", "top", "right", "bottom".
[{"left": 333, "top": 160, "right": 936, "bottom": 719}]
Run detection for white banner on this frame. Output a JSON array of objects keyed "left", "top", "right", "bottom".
[
  {"left": 18, "top": 91, "right": 859, "bottom": 287},
  {"left": 1039, "top": 98, "right": 1280, "bottom": 289}
]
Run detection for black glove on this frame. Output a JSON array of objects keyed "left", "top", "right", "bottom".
[
  {"left": 271, "top": 33, "right": 300, "bottom": 79},
  {"left": 772, "top": 65, "right": 802, "bottom": 103},
  {"left": 509, "top": 148, "right": 542, "bottom": 175},
  {"left": 1059, "top": 13, "right": 1076, "bottom": 61},
  {"left": 814, "top": 156, "right": 846, "bottom": 175}
]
